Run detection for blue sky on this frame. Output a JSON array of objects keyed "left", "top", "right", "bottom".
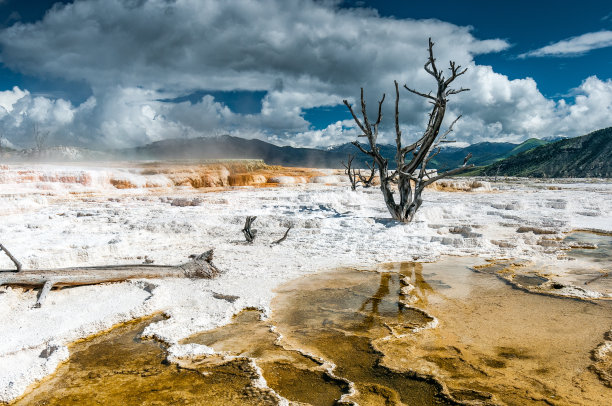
[
  {"left": 0, "top": 0, "right": 611, "bottom": 148},
  {"left": 346, "top": 0, "right": 612, "bottom": 97}
]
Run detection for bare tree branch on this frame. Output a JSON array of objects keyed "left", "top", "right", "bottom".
[
  {"left": 351, "top": 140, "right": 373, "bottom": 157},
  {"left": 423, "top": 165, "right": 475, "bottom": 187},
  {"left": 242, "top": 216, "right": 258, "bottom": 243},
  {"left": 342, "top": 154, "right": 359, "bottom": 190},
  {"left": 272, "top": 226, "right": 292, "bottom": 245},
  {"left": 403, "top": 85, "right": 437, "bottom": 102},
  {"left": 0, "top": 243, "right": 22, "bottom": 272},
  {"left": 375, "top": 93, "right": 386, "bottom": 126},
  {"left": 357, "top": 159, "right": 376, "bottom": 187},
  {"left": 360, "top": 88, "right": 372, "bottom": 141},
  {"left": 463, "top": 152, "right": 473, "bottom": 166},
  {"left": 437, "top": 115, "right": 462, "bottom": 145},
  {"left": 446, "top": 88, "right": 470, "bottom": 96},
  {"left": 343, "top": 99, "right": 367, "bottom": 135}
]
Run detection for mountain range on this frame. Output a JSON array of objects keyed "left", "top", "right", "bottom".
[
  {"left": 2, "top": 128, "right": 610, "bottom": 178},
  {"left": 120, "top": 135, "right": 550, "bottom": 170}
]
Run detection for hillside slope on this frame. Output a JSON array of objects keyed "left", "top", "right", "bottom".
[
  {"left": 502, "top": 138, "right": 548, "bottom": 158},
  {"left": 124, "top": 135, "right": 348, "bottom": 167},
  {"left": 330, "top": 139, "right": 545, "bottom": 169},
  {"left": 478, "top": 128, "right": 612, "bottom": 178}
]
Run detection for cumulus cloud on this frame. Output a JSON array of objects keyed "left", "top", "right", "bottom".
[
  {"left": 520, "top": 30, "right": 612, "bottom": 58},
  {"left": 0, "top": 0, "right": 610, "bottom": 149},
  {"left": 555, "top": 76, "right": 612, "bottom": 133},
  {"left": 277, "top": 119, "right": 359, "bottom": 148},
  {"left": 0, "top": 87, "right": 82, "bottom": 148},
  {"left": 0, "top": 86, "right": 28, "bottom": 113},
  {"left": 0, "top": 0, "right": 508, "bottom": 91}
]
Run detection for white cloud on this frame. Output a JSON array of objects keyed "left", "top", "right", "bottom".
[
  {"left": 0, "top": 0, "right": 610, "bottom": 149},
  {"left": 555, "top": 76, "right": 612, "bottom": 135},
  {"left": 0, "top": 87, "right": 81, "bottom": 147},
  {"left": 520, "top": 30, "right": 612, "bottom": 58},
  {"left": 278, "top": 120, "right": 359, "bottom": 148},
  {"left": 0, "top": 86, "right": 28, "bottom": 113}
]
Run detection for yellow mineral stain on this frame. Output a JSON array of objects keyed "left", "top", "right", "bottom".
[
  {"left": 138, "top": 161, "right": 329, "bottom": 189},
  {"left": 182, "top": 309, "right": 349, "bottom": 406},
  {"left": 13, "top": 315, "right": 273, "bottom": 406}
]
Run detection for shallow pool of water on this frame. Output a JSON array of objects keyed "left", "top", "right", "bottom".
[{"left": 14, "top": 256, "right": 612, "bottom": 405}]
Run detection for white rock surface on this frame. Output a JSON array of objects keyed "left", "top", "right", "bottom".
[{"left": 1, "top": 164, "right": 611, "bottom": 401}]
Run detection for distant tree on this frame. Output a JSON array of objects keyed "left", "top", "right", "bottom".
[
  {"left": 341, "top": 153, "right": 359, "bottom": 190},
  {"left": 356, "top": 159, "right": 376, "bottom": 188},
  {"left": 343, "top": 38, "right": 473, "bottom": 223},
  {"left": 342, "top": 155, "right": 376, "bottom": 191}
]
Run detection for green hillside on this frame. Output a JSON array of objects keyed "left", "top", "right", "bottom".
[
  {"left": 476, "top": 128, "right": 612, "bottom": 178},
  {"left": 502, "top": 138, "right": 548, "bottom": 158}
]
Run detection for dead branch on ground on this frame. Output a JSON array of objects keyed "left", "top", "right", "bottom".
[
  {"left": 242, "top": 216, "right": 258, "bottom": 242},
  {"left": 272, "top": 226, "right": 293, "bottom": 245},
  {"left": 0, "top": 248, "right": 221, "bottom": 307},
  {"left": 584, "top": 272, "right": 609, "bottom": 285}
]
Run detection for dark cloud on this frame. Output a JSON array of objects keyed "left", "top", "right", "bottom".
[{"left": 0, "top": 0, "right": 609, "bottom": 148}]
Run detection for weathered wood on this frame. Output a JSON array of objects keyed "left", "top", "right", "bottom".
[
  {"left": 341, "top": 154, "right": 359, "bottom": 190},
  {"left": 34, "top": 280, "right": 54, "bottom": 308},
  {"left": 0, "top": 250, "right": 221, "bottom": 289},
  {"left": 272, "top": 226, "right": 292, "bottom": 245},
  {"left": 357, "top": 159, "right": 376, "bottom": 188},
  {"left": 242, "top": 216, "right": 257, "bottom": 243},
  {"left": 0, "top": 243, "right": 22, "bottom": 272},
  {"left": 585, "top": 272, "right": 609, "bottom": 285},
  {"left": 343, "top": 38, "right": 473, "bottom": 223}
]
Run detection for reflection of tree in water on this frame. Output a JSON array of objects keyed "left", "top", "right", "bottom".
[
  {"left": 354, "top": 263, "right": 437, "bottom": 330},
  {"left": 399, "top": 262, "right": 435, "bottom": 306},
  {"left": 358, "top": 273, "right": 391, "bottom": 329}
]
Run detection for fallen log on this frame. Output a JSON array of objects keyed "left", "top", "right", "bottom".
[{"left": 0, "top": 249, "right": 222, "bottom": 307}]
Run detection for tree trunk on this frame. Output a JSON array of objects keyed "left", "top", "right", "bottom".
[{"left": 0, "top": 249, "right": 221, "bottom": 306}]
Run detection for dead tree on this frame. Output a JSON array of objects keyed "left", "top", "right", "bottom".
[
  {"left": 357, "top": 159, "right": 376, "bottom": 188},
  {"left": 242, "top": 216, "right": 257, "bottom": 243},
  {"left": 341, "top": 154, "right": 360, "bottom": 190},
  {"left": 343, "top": 38, "right": 473, "bottom": 223},
  {"left": 0, "top": 249, "right": 222, "bottom": 307}
]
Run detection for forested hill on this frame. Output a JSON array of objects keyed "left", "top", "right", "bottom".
[{"left": 476, "top": 127, "right": 612, "bottom": 178}]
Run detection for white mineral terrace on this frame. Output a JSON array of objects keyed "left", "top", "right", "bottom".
[{"left": 0, "top": 163, "right": 611, "bottom": 402}]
